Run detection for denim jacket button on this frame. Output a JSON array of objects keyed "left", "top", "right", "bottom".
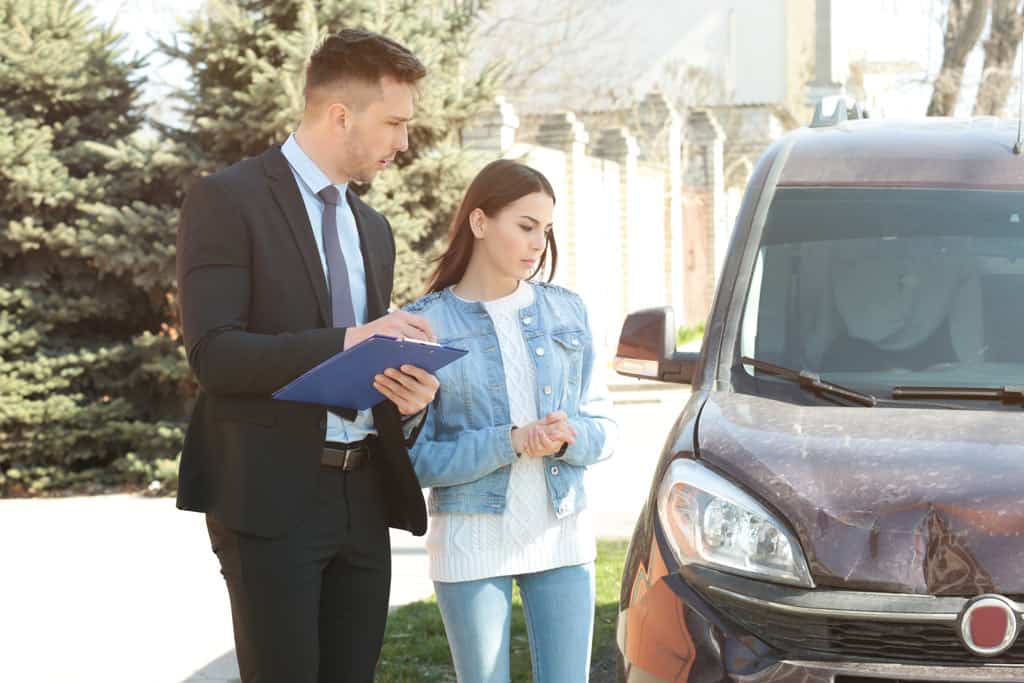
[
  {"left": 536, "top": 347, "right": 545, "bottom": 356},
  {"left": 571, "top": 337, "right": 579, "bottom": 346},
  {"left": 522, "top": 316, "right": 532, "bottom": 325},
  {"left": 543, "top": 385, "right": 552, "bottom": 395},
  {"left": 550, "top": 465, "right": 559, "bottom": 475}
]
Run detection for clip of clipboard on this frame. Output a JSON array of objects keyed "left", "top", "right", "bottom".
[{"left": 272, "top": 334, "right": 468, "bottom": 411}]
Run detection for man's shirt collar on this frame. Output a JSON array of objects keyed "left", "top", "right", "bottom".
[{"left": 281, "top": 133, "right": 349, "bottom": 201}]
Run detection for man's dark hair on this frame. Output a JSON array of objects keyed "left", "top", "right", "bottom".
[{"left": 305, "top": 28, "right": 426, "bottom": 100}]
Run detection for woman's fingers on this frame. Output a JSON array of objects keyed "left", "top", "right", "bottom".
[
  {"left": 545, "top": 425, "right": 575, "bottom": 446},
  {"left": 543, "top": 412, "right": 575, "bottom": 437},
  {"left": 551, "top": 421, "right": 576, "bottom": 441},
  {"left": 517, "top": 420, "right": 575, "bottom": 457},
  {"left": 530, "top": 424, "right": 554, "bottom": 457},
  {"left": 530, "top": 426, "right": 546, "bottom": 455},
  {"left": 538, "top": 428, "right": 554, "bottom": 446}
]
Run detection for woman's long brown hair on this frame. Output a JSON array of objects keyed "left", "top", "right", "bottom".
[{"left": 425, "top": 159, "right": 558, "bottom": 294}]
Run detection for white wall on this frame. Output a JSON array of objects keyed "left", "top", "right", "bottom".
[
  {"left": 572, "top": 157, "right": 625, "bottom": 351},
  {"left": 629, "top": 165, "right": 669, "bottom": 311}
]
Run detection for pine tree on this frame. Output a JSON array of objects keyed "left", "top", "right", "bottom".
[
  {"left": 0, "top": 0, "right": 188, "bottom": 494},
  {"left": 161, "top": 0, "right": 499, "bottom": 304}
]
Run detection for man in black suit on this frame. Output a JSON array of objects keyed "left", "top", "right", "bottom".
[{"left": 175, "top": 29, "right": 439, "bottom": 682}]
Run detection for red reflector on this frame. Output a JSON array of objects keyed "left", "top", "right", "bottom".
[{"left": 970, "top": 605, "right": 1010, "bottom": 648}]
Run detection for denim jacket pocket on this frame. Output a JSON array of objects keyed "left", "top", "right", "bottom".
[
  {"left": 433, "top": 334, "right": 473, "bottom": 431},
  {"left": 551, "top": 329, "right": 587, "bottom": 385}
]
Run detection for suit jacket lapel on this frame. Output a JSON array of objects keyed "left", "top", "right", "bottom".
[
  {"left": 263, "top": 147, "right": 332, "bottom": 326},
  {"left": 347, "top": 188, "right": 388, "bottom": 320}
]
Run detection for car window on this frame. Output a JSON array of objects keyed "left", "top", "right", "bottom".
[{"left": 737, "top": 187, "right": 1024, "bottom": 403}]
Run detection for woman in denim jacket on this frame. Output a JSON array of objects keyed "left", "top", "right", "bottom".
[{"left": 398, "top": 159, "right": 616, "bottom": 682}]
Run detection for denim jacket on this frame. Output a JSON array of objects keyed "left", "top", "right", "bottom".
[{"left": 403, "top": 282, "right": 616, "bottom": 518}]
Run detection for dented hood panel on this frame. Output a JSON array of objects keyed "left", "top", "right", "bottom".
[{"left": 696, "top": 392, "right": 1024, "bottom": 595}]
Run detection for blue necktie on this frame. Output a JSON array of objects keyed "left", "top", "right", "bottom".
[{"left": 317, "top": 186, "right": 357, "bottom": 328}]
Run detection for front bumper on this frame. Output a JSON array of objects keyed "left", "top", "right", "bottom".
[
  {"left": 617, "top": 525, "right": 1024, "bottom": 682},
  {"left": 620, "top": 653, "right": 1024, "bottom": 683},
  {"left": 737, "top": 660, "right": 1024, "bottom": 682}
]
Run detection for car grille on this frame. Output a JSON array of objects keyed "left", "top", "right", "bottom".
[{"left": 711, "top": 589, "right": 1024, "bottom": 664}]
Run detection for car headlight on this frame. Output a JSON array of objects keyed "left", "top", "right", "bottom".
[{"left": 657, "top": 458, "right": 814, "bottom": 588}]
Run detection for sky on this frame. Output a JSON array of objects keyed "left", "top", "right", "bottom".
[
  {"left": 88, "top": 0, "right": 203, "bottom": 124},
  {"left": 831, "top": 0, "right": 1000, "bottom": 118},
  {"left": 85, "top": 0, "right": 1014, "bottom": 122}
]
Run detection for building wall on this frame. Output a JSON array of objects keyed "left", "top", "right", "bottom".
[
  {"left": 733, "top": 0, "right": 788, "bottom": 105},
  {"left": 572, "top": 157, "right": 625, "bottom": 350},
  {"left": 785, "top": 0, "right": 817, "bottom": 125},
  {"left": 474, "top": 0, "right": 819, "bottom": 119},
  {"left": 682, "top": 191, "right": 713, "bottom": 327}
]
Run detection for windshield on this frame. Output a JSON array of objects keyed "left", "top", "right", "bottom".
[{"left": 737, "top": 187, "right": 1024, "bottom": 405}]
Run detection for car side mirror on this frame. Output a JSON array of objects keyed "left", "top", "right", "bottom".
[{"left": 613, "top": 307, "right": 699, "bottom": 384}]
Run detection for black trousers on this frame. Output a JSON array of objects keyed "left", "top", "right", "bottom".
[{"left": 207, "top": 461, "right": 391, "bottom": 683}]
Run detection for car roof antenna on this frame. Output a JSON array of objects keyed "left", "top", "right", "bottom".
[{"left": 1015, "top": 35, "right": 1024, "bottom": 155}]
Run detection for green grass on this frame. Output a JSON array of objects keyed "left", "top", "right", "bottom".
[
  {"left": 677, "top": 320, "right": 705, "bottom": 347},
  {"left": 377, "top": 539, "right": 629, "bottom": 682}
]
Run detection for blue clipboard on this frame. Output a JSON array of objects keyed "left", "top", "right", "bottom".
[{"left": 272, "top": 334, "right": 468, "bottom": 411}]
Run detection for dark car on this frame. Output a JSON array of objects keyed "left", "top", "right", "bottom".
[{"left": 613, "top": 103, "right": 1024, "bottom": 683}]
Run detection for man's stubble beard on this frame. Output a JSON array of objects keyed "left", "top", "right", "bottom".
[
  {"left": 342, "top": 154, "right": 378, "bottom": 185},
  {"left": 338, "top": 141, "right": 378, "bottom": 186},
  {"left": 350, "top": 166, "right": 378, "bottom": 185}
]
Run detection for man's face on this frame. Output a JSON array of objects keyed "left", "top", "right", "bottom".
[{"left": 339, "top": 76, "right": 414, "bottom": 184}]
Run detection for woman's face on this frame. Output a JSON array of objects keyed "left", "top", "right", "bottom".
[{"left": 471, "top": 191, "right": 554, "bottom": 281}]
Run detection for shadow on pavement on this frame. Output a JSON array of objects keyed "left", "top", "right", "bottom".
[{"left": 181, "top": 650, "right": 239, "bottom": 682}]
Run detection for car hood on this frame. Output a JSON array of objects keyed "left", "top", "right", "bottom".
[{"left": 696, "top": 391, "right": 1024, "bottom": 595}]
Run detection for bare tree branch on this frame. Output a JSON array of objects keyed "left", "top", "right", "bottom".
[
  {"left": 927, "top": 0, "right": 990, "bottom": 116},
  {"left": 974, "top": 0, "right": 1024, "bottom": 115},
  {"left": 471, "top": 0, "right": 638, "bottom": 113}
]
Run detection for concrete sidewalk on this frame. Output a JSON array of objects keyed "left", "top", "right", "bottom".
[
  {"left": 1, "top": 381, "right": 689, "bottom": 683},
  {"left": 0, "top": 495, "right": 436, "bottom": 683}
]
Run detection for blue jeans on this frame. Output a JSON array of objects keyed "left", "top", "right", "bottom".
[{"left": 433, "top": 563, "right": 595, "bottom": 683}]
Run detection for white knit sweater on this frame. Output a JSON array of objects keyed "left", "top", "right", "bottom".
[{"left": 426, "top": 282, "right": 596, "bottom": 583}]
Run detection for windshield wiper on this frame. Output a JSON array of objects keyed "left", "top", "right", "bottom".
[
  {"left": 892, "top": 385, "right": 1024, "bottom": 404},
  {"left": 740, "top": 356, "right": 878, "bottom": 407}
]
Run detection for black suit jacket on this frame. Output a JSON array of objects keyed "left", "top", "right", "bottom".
[{"left": 175, "top": 145, "right": 427, "bottom": 538}]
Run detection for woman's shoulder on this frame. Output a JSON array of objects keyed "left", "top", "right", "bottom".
[
  {"left": 532, "top": 281, "right": 586, "bottom": 315},
  {"left": 402, "top": 290, "right": 446, "bottom": 316},
  {"left": 532, "top": 280, "right": 582, "bottom": 303},
  {"left": 402, "top": 290, "right": 466, "bottom": 340}
]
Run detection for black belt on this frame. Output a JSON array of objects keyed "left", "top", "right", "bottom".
[{"left": 321, "top": 440, "right": 372, "bottom": 470}]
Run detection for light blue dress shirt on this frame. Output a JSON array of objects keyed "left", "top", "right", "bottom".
[{"left": 281, "top": 134, "right": 377, "bottom": 443}]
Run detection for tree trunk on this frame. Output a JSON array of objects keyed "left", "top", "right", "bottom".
[
  {"left": 927, "top": 0, "right": 991, "bottom": 116},
  {"left": 974, "top": 0, "right": 1024, "bottom": 116}
]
